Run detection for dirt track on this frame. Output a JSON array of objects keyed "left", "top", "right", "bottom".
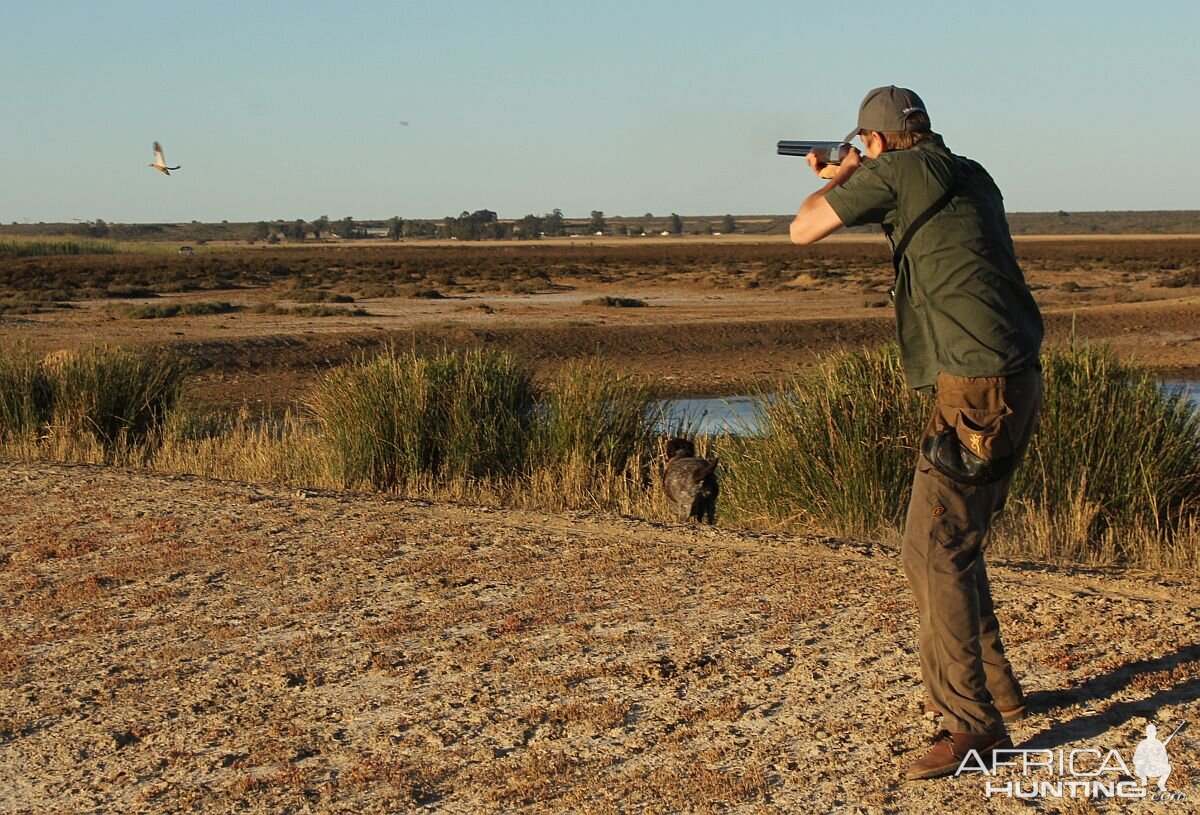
[{"left": 2, "top": 462, "right": 1198, "bottom": 813}]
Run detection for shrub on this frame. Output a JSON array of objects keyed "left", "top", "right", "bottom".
[
  {"left": 532, "top": 359, "right": 655, "bottom": 472},
  {"left": 582, "top": 296, "right": 647, "bottom": 308},
  {"left": 307, "top": 348, "right": 536, "bottom": 490},
  {"left": 252, "top": 303, "right": 366, "bottom": 317},
  {"left": 721, "top": 344, "right": 926, "bottom": 536},
  {"left": 288, "top": 289, "right": 355, "bottom": 304},
  {"left": 291, "top": 304, "right": 366, "bottom": 317},
  {"left": 0, "top": 345, "right": 186, "bottom": 453},
  {"left": 1164, "top": 268, "right": 1200, "bottom": 288},
  {"left": 118, "top": 302, "right": 237, "bottom": 319}
]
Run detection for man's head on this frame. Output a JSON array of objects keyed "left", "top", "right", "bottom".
[{"left": 847, "top": 85, "right": 934, "bottom": 157}]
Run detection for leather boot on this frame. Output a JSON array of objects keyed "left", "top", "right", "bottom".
[{"left": 905, "top": 729, "right": 1013, "bottom": 781}]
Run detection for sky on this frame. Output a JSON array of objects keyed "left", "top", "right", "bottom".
[{"left": 2, "top": 0, "right": 1198, "bottom": 224}]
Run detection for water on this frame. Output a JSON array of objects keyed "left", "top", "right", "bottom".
[
  {"left": 1162, "top": 380, "right": 1200, "bottom": 410},
  {"left": 652, "top": 395, "right": 763, "bottom": 436},
  {"left": 658, "top": 380, "right": 1200, "bottom": 437}
]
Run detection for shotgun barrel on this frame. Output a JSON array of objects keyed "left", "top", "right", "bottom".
[{"left": 777, "top": 140, "right": 853, "bottom": 164}]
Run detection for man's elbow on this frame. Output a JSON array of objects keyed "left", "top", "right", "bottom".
[
  {"left": 789, "top": 220, "right": 816, "bottom": 245},
  {"left": 790, "top": 196, "right": 843, "bottom": 245},
  {"left": 789, "top": 216, "right": 824, "bottom": 245}
]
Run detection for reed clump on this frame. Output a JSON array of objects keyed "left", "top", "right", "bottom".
[
  {"left": 719, "top": 341, "right": 1200, "bottom": 569},
  {"left": 533, "top": 359, "right": 654, "bottom": 472},
  {"left": 0, "top": 349, "right": 52, "bottom": 444},
  {"left": 0, "top": 239, "right": 116, "bottom": 257},
  {"left": 526, "top": 359, "right": 658, "bottom": 512},
  {"left": 305, "top": 350, "right": 658, "bottom": 501},
  {"left": 719, "top": 344, "right": 927, "bottom": 536},
  {"left": 998, "top": 341, "right": 1200, "bottom": 567},
  {"left": 0, "top": 345, "right": 185, "bottom": 457},
  {"left": 307, "top": 348, "right": 538, "bottom": 490}
]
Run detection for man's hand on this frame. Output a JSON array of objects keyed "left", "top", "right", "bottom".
[
  {"left": 791, "top": 147, "right": 860, "bottom": 245},
  {"left": 806, "top": 147, "right": 862, "bottom": 182}
]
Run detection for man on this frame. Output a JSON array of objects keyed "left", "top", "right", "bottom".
[{"left": 790, "top": 86, "right": 1044, "bottom": 781}]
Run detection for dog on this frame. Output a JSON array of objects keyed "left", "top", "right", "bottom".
[{"left": 663, "top": 437, "right": 719, "bottom": 524}]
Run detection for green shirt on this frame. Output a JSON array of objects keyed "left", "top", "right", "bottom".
[{"left": 825, "top": 137, "right": 1043, "bottom": 390}]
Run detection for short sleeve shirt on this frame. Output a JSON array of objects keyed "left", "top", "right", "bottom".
[{"left": 825, "top": 138, "right": 1043, "bottom": 390}]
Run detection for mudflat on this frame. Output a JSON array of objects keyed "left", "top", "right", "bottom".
[{"left": 2, "top": 236, "right": 1198, "bottom": 410}]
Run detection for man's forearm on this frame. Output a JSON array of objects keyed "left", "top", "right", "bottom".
[{"left": 790, "top": 184, "right": 845, "bottom": 245}]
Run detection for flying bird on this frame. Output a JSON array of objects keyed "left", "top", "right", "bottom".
[{"left": 148, "top": 142, "right": 180, "bottom": 175}]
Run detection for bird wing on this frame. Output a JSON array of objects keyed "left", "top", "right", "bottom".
[{"left": 153, "top": 142, "right": 166, "bottom": 166}]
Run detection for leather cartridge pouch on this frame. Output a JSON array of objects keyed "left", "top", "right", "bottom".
[{"left": 920, "top": 374, "right": 1016, "bottom": 487}]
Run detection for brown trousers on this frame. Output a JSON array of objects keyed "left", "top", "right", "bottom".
[{"left": 901, "top": 368, "right": 1043, "bottom": 735}]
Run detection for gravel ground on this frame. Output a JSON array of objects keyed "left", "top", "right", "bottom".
[{"left": 1, "top": 461, "right": 1197, "bottom": 814}]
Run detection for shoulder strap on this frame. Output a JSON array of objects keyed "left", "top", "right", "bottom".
[{"left": 891, "top": 160, "right": 964, "bottom": 278}]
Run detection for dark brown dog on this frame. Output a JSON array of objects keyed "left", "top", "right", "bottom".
[{"left": 663, "top": 438, "right": 719, "bottom": 524}]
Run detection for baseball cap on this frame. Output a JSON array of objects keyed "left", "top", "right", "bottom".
[{"left": 845, "top": 86, "right": 930, "bottom": 142}]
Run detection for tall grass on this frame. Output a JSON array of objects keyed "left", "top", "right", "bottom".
[
  {"left": 306, "top": 351, "right": 659, "bottom": 499},
  {"left": 533, "top": 359, "right": 655, "bottom": 471},
  {"left": 999, "top": 341, "right": 1200, "bottom": 566},
  {"left": 307, "top": 348, "right": 537, "bottom": 490},
  {"left": 720, "top": 345, "right": 927, "bottom": 535},
  {"left": 153, "top": 407, "right": 326, "bottom": 485},
  {"left": 0, "top": 345, "right": 185, "bottom": 457},
  {"left": 0, "top": 349, "right": 51, "bottom": 444},
  {"left": 0, "top": 239, "right": 116, "bottom": 257},
  {"left": 719, "top": 341, "right": 1200, "bottom": 569},
  {"left": 2, "top": 339, "right": 1197, "bottom": 570}
]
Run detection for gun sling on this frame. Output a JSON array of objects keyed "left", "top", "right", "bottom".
[{"left": 887, "top": 162, "right": 964, "bottom": 284}]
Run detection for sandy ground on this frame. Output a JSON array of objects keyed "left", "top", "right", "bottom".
[{"left": 2, "top": 461, "right": 1198, "bottom": 814}]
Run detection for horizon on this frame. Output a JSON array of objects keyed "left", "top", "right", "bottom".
[
  {"left": 7, "top": 208, "right": 1200, "bottom": 229},
  {"left": 3, "top": 1, "right": 1198, "bottom": 223}
]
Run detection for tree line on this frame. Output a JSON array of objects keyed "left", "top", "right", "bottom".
[
  {"left": 16, "top": 213, "right": 743, "bottom": 244},
  {"left": 241, "top": 212, "right": 741, "bottom": 243}
]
